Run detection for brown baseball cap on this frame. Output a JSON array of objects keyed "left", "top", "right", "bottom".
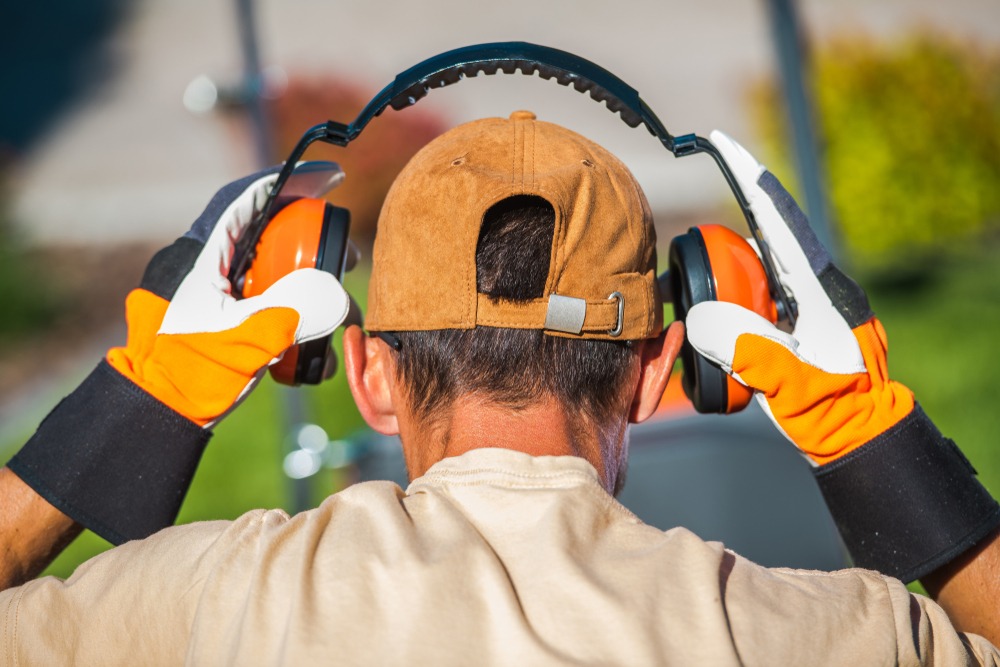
[{"left": 366, "top": 110, "right": 662, "bottom": 340}]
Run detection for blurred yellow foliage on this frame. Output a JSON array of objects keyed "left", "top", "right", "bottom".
[{"left": 750, "top": 33, "right": 1000, "bottom": 266}]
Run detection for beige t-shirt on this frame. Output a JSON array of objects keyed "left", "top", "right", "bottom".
[{"left": 0, "top": 448, "right": 995, "bottom": 666}]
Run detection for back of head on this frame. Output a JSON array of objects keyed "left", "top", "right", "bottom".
[{"left": 367, "top": 111, "right": 662, "bottom": 434}]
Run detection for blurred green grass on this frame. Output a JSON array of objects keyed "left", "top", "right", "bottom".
[
  {"left": 863, "top": 249, "right": 1000, "bottom": 497},
  {"left": 22, "top": 250, "right": 1000, "bottom": 584},
  {"left": 0, "top": 193, "right": 59, "bottom": 349},
  {"left": 862, "top": 247, "right": 1000, "bottom": 594},
  {"left": 39, "top": 268, "right": 372, "bottom": 578}
]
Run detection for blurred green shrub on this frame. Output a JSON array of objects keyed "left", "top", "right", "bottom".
[
  {"left": 751, "top": 34, "right": 1000, "bottom": 266},
  {"left": 0, "top": 180, "right": 58, "bottom": 346}
]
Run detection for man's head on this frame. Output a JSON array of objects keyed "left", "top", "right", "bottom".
[{"left": 343, "top": 112, "right": 684, "bottom": 495}]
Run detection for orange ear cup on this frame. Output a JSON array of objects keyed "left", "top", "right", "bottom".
[
  {"left": 698, "top": 225, "right": 778, "bottom": 413},
  {"left": 242, "top": 197, "right": 326, "bottom": 385}
]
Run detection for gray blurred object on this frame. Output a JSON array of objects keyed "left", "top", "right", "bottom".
[
  {"left": 346, "top": 401, "right": 849, "bottom": 572},
  {"left": 281, "top": 386, "right": 311, "bottom": 515},
  {"left": 234, "top": 0, "right": 305, "bottom": 513},
  {"left": 619, "top": 401, "right": 849, "bottom": 570},
  {"left": 766, "top": 0, "right": 838, "bottom": 260},
  {"left": 234, "top": 0, "right": 272, "bottom": 166}
]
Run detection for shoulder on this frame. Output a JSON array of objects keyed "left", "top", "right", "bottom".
[{"left": 140, "top": 480, "right": 408, "bottom": 555}]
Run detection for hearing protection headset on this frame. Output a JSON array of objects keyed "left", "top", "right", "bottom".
[
  {"left": 232, "top": 42, "right": 799, "bottom": 410},
  {"left": 241, "top": 195, "right": 352, "bottom": 385}
]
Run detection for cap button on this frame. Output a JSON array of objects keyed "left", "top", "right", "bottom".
[{"left": 509, "top": 110, "right": 536, "bottom": 121}]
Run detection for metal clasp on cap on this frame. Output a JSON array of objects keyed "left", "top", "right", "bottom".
[
  {"left": 545, "top": 294, "right": 587, "bottom": 335},
  {"left": 607, "top": 292, "right": 624, "bottom": 337}
]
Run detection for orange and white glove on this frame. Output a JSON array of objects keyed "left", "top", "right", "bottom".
[
  {"left": 107, "top": 168, "right": 347, "bottom": 427},
  {"left": 685, "top": 131, "right": 999, "bottom": 582},
  {"left": 9, "top": 167, "right": 349, "bottom": 545}
]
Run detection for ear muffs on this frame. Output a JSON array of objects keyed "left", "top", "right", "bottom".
[
  {"left": 668, "top": 224, "right": 777, "bottom": 414},
  {"left": 243, "top": 197, "right": 352, "bottom": 386}
]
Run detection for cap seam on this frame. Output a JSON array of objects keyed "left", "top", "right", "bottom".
[
  {"left": 471, "top": 184, "right": 536, "bottom": 329},
  {"left": 530, "top": 120, "right": 536, "bottom": 190},
  {"left": 544, "top": 197, "right": 561, "bottom": 298},
  {"left": 476, "top": 295, "right": 619, "bottom": 330},
  {"left": 510, "top": 118, "right": 517, "bottom": 197},
  {"left": 646, "top": 269, "right": 654, "bottom": 336},
  {"left": 606, "top": 148, "right": 652, "bottom": 337},
  {"left": 552, "top": 189, "right": 569, "bottom": 299},
  {"left": 478, "top": 295, "right": 620, "bottom": 307},
  {"left": 627, "top": 167, "right": 656, "bottom": 338},
  {"left": 375, "top": 180, "right": 396, "bottom": 325},
  {"left": 465, "top": 239, "right": 473, "bottom": 326},
  {"left": 470, "top": 178, "right": 543, "bottom": 327},
  {"left": 520, "top": 119, "right": 528, "bottom": 194},
  {"left": 473, "top": 185, "right": 553, "bottom": 217}
]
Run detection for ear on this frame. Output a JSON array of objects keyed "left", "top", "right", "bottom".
[
  {"left": 342, "top": 325, "right": 400, "bottom": 435},
  {"left": 629, "top": 321, "right": 685, "bottom": 424}
]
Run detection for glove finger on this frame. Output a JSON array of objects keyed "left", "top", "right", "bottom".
[
  {"left": 184, "top": 167, "right": 282, "bottom": 248},
  {"left": 709, "top": 130, "right": 867, "bottom": 371},
  {"left": 196, "top": 172, "right": 283, "bottom": 292},
  {"left": 185, "top": 163, "right": 348, "bottom": 294},
  {"left": 688, "top": 299, "right": 862, "bottom": 440},
  {"left": 689, "top": 298, "right": 867, "bottom": 375},
  {"left": 161, "top": 266, "right": 349, "bottom": 343},
  {"left": 708, "top": 131, "right": 830, "bottom": 284},
  {"left": 686, "top": 301, "right": 799, "bottom": 382},
  {"left": 106, "top": 289, "right": 171, "bottom": 374},
  {"left": 709, "top": 130, "right": 832, "bottom": 322},
  {"left": 149, "top": 310, "right": 301, "bottom": 425},
  {"left": 242, "top": 268, "right": 350, "bottom": 344}
]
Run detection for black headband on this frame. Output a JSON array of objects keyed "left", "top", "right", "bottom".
[{"left": 228, "top": 42, "right": 796, "bottom": 327}]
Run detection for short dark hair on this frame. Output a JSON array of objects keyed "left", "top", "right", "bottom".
[{"left": 391, "top": 195, "right": 640, "bottom": 426}]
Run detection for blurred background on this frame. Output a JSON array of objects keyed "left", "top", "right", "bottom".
[{"left": 1, "top": 0, "right": 998, "bottom": 587}]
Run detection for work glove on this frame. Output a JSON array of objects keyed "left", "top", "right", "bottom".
[
  {"left": 9, "top": 167, "right": 349, "bottom": 545},
  {"left": 106, "top": 168, "right": 347, "bottom": 426},
  {"left": 685, "top": 131, "right": 999, "bottom": 583}
]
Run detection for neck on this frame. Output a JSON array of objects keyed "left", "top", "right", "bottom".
[{"left": 399, "top": 394, "right": 626, "bottom": 494}]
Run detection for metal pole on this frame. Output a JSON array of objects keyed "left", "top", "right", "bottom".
[
  {"left": 233, "top": 0, "right": 311, "bottom": 513},
  {"left": 765, "top": 0, "right": 838, "bottom": 260},
  {"left": 282, "top": 387, "right": 312, "bottom": 515},
  {"left": 234, "top": 0, "right": 272, "bottom": 166}
]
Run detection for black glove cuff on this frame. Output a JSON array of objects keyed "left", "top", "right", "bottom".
[
  {"left": 814, "top": 404, "right": 1000, "bottom": 583},
  {"left": 7, "top": 360, "right": 212, "bottom": 546}
]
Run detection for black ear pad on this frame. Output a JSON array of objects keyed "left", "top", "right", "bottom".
[
  {"left": 667, "top": 228, "right": 729, "bottom": 414},
  {"left": 294, "top": 336, "right": 333, "bottom": 386},
  {"left": 293, "top": 204, "right": 352, "bottom": 386}
]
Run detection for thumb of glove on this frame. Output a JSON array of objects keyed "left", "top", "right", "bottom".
[
  {"left": 234, "top": 267, "right": 350, "bottom": 346},
  {"left": 685, "top": 300, "right": 801, "bottom": 392}
]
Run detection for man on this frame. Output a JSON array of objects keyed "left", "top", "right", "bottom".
[{"left": 0, "top": 112, "right": 997, "bottom": 665}]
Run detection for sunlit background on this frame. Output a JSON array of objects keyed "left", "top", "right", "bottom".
[{"left": 1, "top": 0, "right": 998, "bottom": 583}]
